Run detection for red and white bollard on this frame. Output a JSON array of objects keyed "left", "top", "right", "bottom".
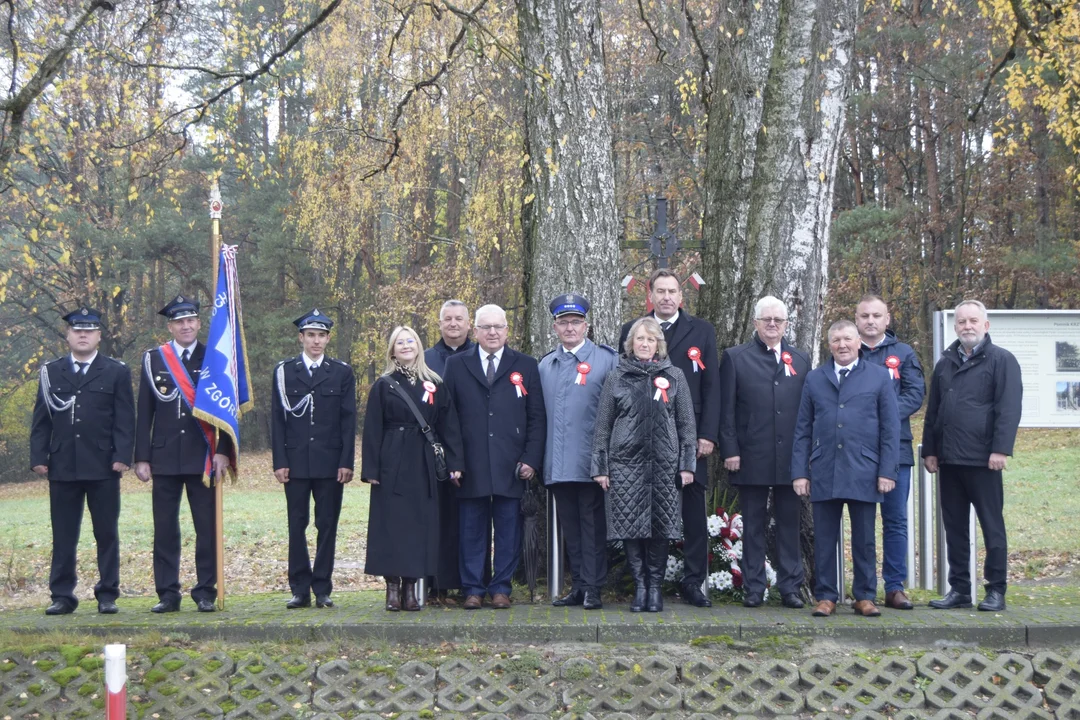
[{"left": 104, "top": 644, "right": 126, "bottom": 719}]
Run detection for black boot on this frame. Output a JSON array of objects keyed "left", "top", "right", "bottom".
[
  {"left": 385, "top": 577, "right": 402, "bottom": 611},
  {"left": 401, "top": 578, "right": 420, "bottom": 611},
  {"left": 624, "top": 540, "right": 647, "bottom": 613},
  {"left": 646, "top": 538, "right": 667, "bottom": 612}
]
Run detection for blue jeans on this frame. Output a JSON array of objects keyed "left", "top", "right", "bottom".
[{"left": 880, "top": 465, "right": 911, "bottom": 593}]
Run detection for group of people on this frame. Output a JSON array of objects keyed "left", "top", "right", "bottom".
[{"left": 30, "top": 271, "right": 1022, "bottom": 617}]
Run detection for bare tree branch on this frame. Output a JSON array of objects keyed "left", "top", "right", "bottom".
[
  {"left": 968, "top": 23, "right": 1022, "bottom": 123},
  {"left": 683, "top": 3, "right": 711, "bottom": 105},
  {"left": 636, "top": 0, "right": 667, "bottom": 63}
]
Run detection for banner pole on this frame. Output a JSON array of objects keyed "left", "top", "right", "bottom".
[{"left": 210, "top": 179, "right": 226, "bottom": 610}]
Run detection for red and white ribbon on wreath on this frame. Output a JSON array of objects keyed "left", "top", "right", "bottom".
[
  {"left": 782, "top": 351, "right": 798, "bottom": 377},
  {"left": 653, "top": 376, "right": 670, "bottom": 403},
  {"left": 885, "top": 355, "right": 901, "bottom": 380},
  {"left": 510, "top": 371, "right": 528, "bottom": 398},
  {"left": 574, "top": 362, "right": 591, "bottom": 385},
  {"left": 422, "top": 380, "right": 437, "bottom": 405},
  {"left": 687, "top": 346, "right": 705, "bottom": 372}
]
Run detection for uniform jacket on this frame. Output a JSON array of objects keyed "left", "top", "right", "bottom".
[
  {"left": 135, "top": 342, "right": 232, "bottom": 475},
  {"left": 442, "top": 345, "right": 546, "bottom": 499},
  {"left": 271, "top": 355, "right": 357, "bottom": 478},
  {"left": 718, "top": 335, "right": 811, "bottom": 486},
  {"left": 790, "top": 359, "right": 900, "bottom": 503},
  {"left": 538, "top": 339, "right": 619, "bottom": 485},
  {"left": 619, "top": 311, "right": 721, "bottom": 450},
  {"left": 591, "top": 356, "right": 697, "bottom": 539},
  {"left": 922, "top": 335, "right": 1022, "bottom": 466},
  {"left": 861, "top": 329, "right": 925, "bottom": 466},
  {"left": 31, "top": 355, "right": 135, "bottom": 482},
  {"left": 425, "top": 338, "right": 476, "bottom": 377}
]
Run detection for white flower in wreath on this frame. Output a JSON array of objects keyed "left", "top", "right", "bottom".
[
  {"left": 665, "top": 556, "right": 684, "bottom": 582},
  {"left": 765, "top": 563, "right": 777, "bottom": 587},
  {"left": 708, "top": 570, "right": 733, "bottom": 591},
  {"left": 706, "top": 514, "right": 725, "bottom": 537}
]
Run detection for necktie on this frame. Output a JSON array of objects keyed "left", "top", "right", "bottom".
[
  {"left": 75, "top": 361, "right": 88, "bottom": 375},
  {"left": 838, "top": 368, "right": 850, "bottom": 385},
  {"left": 309, "top": 363, "right": 317, "bottom": 377},
  {"left": 486, "top": 354, "right": 497, "bottom": 385},
  {"left": 181, "top": 348, "right": 191, "bottom": 364},
  {"left": 660, "top": 321, "right": 672, "bottom": 332}
]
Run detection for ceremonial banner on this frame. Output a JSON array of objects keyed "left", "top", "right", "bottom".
[{"left": 193, "top": 244, "right": 253, "bottom": 483}]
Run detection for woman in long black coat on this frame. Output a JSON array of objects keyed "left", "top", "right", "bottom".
[{"left": 362, "top": 326, "right": 463, "bottom": 611}]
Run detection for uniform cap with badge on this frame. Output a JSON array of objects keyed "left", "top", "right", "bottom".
[
  {"left": 549, "top": 293, "right": 590, "bottom": 318},
  {"left": 63, "top": 307, "right": 103, "bottom": 330},
  {"left": 294, "top": 308, "right": 334, "bottom": 332},
  {"left": 159, "top": 295, "right": 200, "bottom": 320}
]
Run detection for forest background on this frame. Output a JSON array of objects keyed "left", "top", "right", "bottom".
[{"left": 1, "top": 0, "right": 1078, "bottom": 479}]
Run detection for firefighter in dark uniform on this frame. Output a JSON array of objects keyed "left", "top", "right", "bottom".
[
  {"left": 134, "top": 295, "right": 231, "bottom": 613},
  {"left": 271, "top": 309, "right": 357, "bottom": 609},
  {"left": 31, "top": 307, "right": 135, "bottom": 615}
]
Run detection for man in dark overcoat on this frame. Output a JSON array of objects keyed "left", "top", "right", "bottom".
[
  {"left": 134, "top": 295, "right": 232, "bottom": 613},
  {"left": 442, "top": 304, "right": 546, "bottom": 609},
  {"left": 271, "top": 309, "right": 356, "bottom": 609},
  {"left": 425, "top": 299, "right": 476, "bottom": 376},
  {"left": 856, "top": 294, "right": 925, "bottom": 610},
  {"left": 31, "top": 307, "right": 135, "bottom": 615},
  {"left": 923, "top": 299, "right": 1021, "bottom": 613},
  {"left": 719, "top": 295, "right": 809, "bottom": 609},
  {"left": 791, "top": 319, "right": 900, "bottom": 617},
  {"left": 618, "top": 268, "right": 720, "bottom": 607}
]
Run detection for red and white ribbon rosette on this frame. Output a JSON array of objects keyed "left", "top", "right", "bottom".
[
  {"left": 687, "top": 346, "right": 705, "bottom": 372},
  {"left": 782, "top": 351, "right": 798, "bottom": 377},
  {"left": 574, "top": 362, "right": 591, "bottom": 385},
  {"left": 885, "top": 355, "right": 901, "bottom": 379},
  {"left": 510, "top": 371, "right": 528, "bottom": 398},
  {"left": 421, "top": 380, "right": 437, "bottom": 405},
  {"left": 653, "top": 376, "right": 670, "bottom": 403}
]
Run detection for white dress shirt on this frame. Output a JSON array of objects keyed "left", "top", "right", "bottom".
[{"left": 480, "top": 346, "right": 506, "bottom": 375}]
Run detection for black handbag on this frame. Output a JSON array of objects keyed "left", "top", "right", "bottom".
[{"left": 386, "top": 377, "right": 450, "bottom": 482}]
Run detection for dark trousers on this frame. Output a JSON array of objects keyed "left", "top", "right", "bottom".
[
  {"left": 679, "top": 455, "right": 709, "bottom": 589},
  {"left": 285, "top": 476, "right": 345, "bottom": 596},
  {"left": 880, "top": 464, "right": 912, "bottom": 592},
  {"left": 48, "top": 479, "right": 121, "bottom": 607},
  {"left": 551, "top": 482, "right": 608, "bottom": 592},
  {"left": 459, "top": 495, "right": 522, "bottom": 597},
  {"left": 939, "top": 464, "right": 1007, "bottom": 595},
  {"left": 152, "top": 474, "right": 216, "bottom": 603},
  {"left": 737, "top": 484, "right": 804, "bottom": 595},
  {"left": 813, "top": 499, "right": 877, "bottom": 602}
]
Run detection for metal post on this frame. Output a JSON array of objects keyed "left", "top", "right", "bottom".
[
  {"left": 936, "top": 472, "right": 949, "bottom": 596},
  {"left": 416, "top": 577, "right": 426, "bottom": 608},
  {"left": 918, "top": 449, "right": 935, "bottom": 590},
  {"left": 968, "top": 508, "right": 978, "bottom": 593},
  {"left": 906, "top": 466, "right": 916, "bottom": 590},
  {"left": 836, "top": 513, "right": 846, "bottom": 603},
  {"left": 547, "top": 490, "right": 564, "bottom": 599}
]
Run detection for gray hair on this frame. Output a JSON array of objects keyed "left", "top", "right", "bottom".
[
  {"left": 827, "top": 319, "right": 858, "bottom": 339},
  {"left": 439, "top": 299, "right": 469, "bottom": 320},
  {"left": 623, "top": 316, "right": 669, "bottom": 359},
  {"left": 954, "top": 299, "right": 987, "bottom": 319},
  {"left": 753, "top": 295, "right": 787, "bottom": 320},
  {"left": 474, "top": 304, "right": 507, "bottom": 326}
]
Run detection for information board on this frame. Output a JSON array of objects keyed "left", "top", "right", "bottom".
[{"left": 934, "top": 309, "right": 1080, "bottom": 428}]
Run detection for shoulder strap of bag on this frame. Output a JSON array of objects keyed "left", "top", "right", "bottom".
[{"left": 386, "top": 377, "right": 440, "bottom": 446}]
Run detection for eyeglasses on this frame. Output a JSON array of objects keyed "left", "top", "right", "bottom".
[
  {"left": 755, "top": 317, "right": 788, "bottom": 325},
  {"left": 554, "top": 318, "right": 586, "bottom": 328},
  {"left": 394, "top": 338, "right": 417, "bottom": 345},
  {"left": 477, "top": 324, "right": 507, "bottom": 332}
]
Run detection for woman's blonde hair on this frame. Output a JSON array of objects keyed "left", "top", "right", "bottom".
[
  {"left": 382, "top": 326, "right": 441, "bottom": 382},
  {"left": 623, "top": 316, "right": 668, "bottom": 359}
]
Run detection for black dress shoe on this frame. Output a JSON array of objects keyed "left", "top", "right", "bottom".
[
  {"left": 151, "top": 599, "right": 180, "bottom": 614},
  {"left": 196, "top": 599, "right": 216, "bottom": 613},
  {"left": 781, "top": 592, "right": 805, "bottom": 609},
  {"left": 583, "top": 589, "right": 603, "bottom": 610},
  {"left": 928, "top": 590, "right": 973, "bottom": 609},
  {"left": 552, "top": 588, "right": 584, "bottom": 607},
  {"left": 45, "top": 600, "right": 75, "bottom": 616},
  {"left": 743, "top": 591, "right": 764, "bottom": 608},
  {"left": 978, "top": 590, "right": 1006, "bottom": 612},
  {"left": 97, "top": 600, "right": 119, "bottom": 615},
  {"left": 682, "top": 585, "right": 713, "bottom": 608},
  {"left": 315, "top": 594, "right": 334, "bottom": 608},
  {"left": 286, "top": 594, "right": 311, "bottom": 609}
]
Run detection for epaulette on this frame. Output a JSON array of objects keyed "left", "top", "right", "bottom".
[
  {"left": 101, "top": 355, "right": 126, "bottom": 366},
  {"left": 599, "top": 344, "right": 618, "bottom": 354},
  {"left": 334, "top": 358, "right": 350, "bottom": 367},
  {"left": 539, "top": 349, "right": 556, "bottom": 360},
  {"left": 277, "top": 358, "right": 289, "bottom": 368}
]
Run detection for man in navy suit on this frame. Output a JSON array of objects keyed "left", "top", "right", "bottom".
[
  {"left": 791, "top": 319, "right": 900, "bottom": 618},
  {"left": 442, "top": 304, "right": 546, "bottom": 609}
]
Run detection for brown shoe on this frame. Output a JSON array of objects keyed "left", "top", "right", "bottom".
[
  {"left": 853, "top": 599, "right": 882, "bottom": 617},
  {"left": 385, "top": 577, "right": 401, "bottom": 612},
  {"left": 491, "top": 593, "right": 512, "bottom": 609},
  {"left": 401, "top": 579, "right": 420, "bottom": 611},
  {"left": 812, "top": 599, "right": 836, "bottom": 617},
  {"left": 886, "top": 589, "right": 914, "bottom": 610},
  {"left": 463, "top": 594, "right": 483, "bottom": 610}
]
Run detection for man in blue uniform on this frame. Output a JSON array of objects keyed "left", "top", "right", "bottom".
[
  {"left": 538, "top": 294, "right": 618, "bottom": 609},
  {"left": 31, "top": 307, "right": 135, "bottom": 615},
  {"left": 135, "top": 295, "right": 232, "bottom": 613},
  {"left": 856, "top": 295, "right": 925, "bottom": 610},
  {"left": 271, "top": 309, "right": 357, "bottom": 609}
]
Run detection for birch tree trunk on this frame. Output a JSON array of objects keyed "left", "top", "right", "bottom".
[
  {"left": 699, "top": 0, "right": 859, "bottom": 595},
  {"left": 517, "top": 0, "right": 620, "bottom": 355}
]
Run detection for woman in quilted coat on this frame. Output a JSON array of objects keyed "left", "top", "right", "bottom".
[{"left": 591, "top": 317, "right": 697, "bottom": 612}]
